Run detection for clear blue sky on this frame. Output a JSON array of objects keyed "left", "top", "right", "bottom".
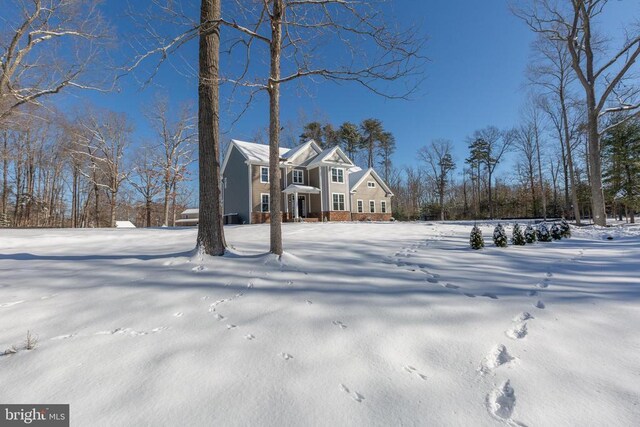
[{"left": 67, "top": 0, "right": 638, "bottom": 186}]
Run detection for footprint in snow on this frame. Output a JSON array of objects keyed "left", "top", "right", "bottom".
[
  {"left": 403, "top": 365, "right": 428, "bottom": 380},
  {"left": 192, "top": 265, "right": 207, "bottom": 272},
  {"left": 332, "top": 321, "right": 347, "bottom": 330},
  {"left": 213, "top": 313, "right": 225, "bottom": 321},
  {"left": 534, "top": 300, "right": 546, "bottom": 309},
  {"left": 527, "top": 290, "right": 539, "bottom": 297},
  {"left": 226, "top": 324, "right": 237, "bottom": 330},
  {"left": 173, "top": 312, "right": 183, "bottom": 317},
  {"left": 305, "top": 300, "right": 313, "bottom": 305},
  {"left": 244, "top": 334, "right": 255, "bottom": 340},
  {"left": 352, "top": 392, "right": 365, "bottom": 403},
  {"left": 479, "top": 344, "right": 514, "bottom": 375},
  {"left": 426, "top": 277, "right": 439, "bottom": 284},
  {"left": 340, "top": 384, "right": 350, "bottom": 393},
  {"left": 513, "top": 312, "right": 534, "bottom": 322},
  {"left": 546, "top": 272, "right": 553, "bottom": 278},
  {"left": 536, "top": 281, "right": 549, "bottom": 289},
  {"left": 444, "top": 283, "right": 460, "bottom": 290},
  {"left": 463, "top": 293, "right": 477, "bottom": 298},
  {"left": 482, "top": 293, "right": 499, "bottom": 300},
  {"left": 506, "top": 323, "right": 528, "bottom": 340},
  {"left": 280, "top": 352, "right": 293, "bottom": 360},
  {"left": 487, "top": 380, "right": 516, "bottom": 420},
  {"left": 51, "top": 334, "right": 76, "bottom": 340}
]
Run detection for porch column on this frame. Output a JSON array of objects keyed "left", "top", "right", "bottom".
[
  {"left": 284, "top": 193, "right": 289, "bottom": 222},
  {"left": 294, "top": 192, "right": 299, "bottom": 221}
]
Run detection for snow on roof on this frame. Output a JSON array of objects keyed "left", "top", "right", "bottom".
[
  {"left": 282, "top": 184, "right": 321, "bottom": 194},
  {"left": 232, "top": 140, "right": 290, "bottom": 164},
  {"left": 181, "top": 208, "right": 199, "bottom": 215},
  {"left": 115, "top": 221, "right": 136, "bottom": 228}
]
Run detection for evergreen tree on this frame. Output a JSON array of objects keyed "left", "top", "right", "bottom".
[
  {"left": 524, "top": 224, "right": 537, "bottom": 243},
  {"left": 493, "top": 223, "right": 508, "bottom": 247},
  {"left": 300, "top": 122, "right": 324, "bottom": 146},
  {"left": 360, "top": 118, "right": 385, "bottom": 168},
  {"left": 536, "top": 222, "right": 552, "bottom": 242},
  {"left": 338, "top": 122, "right": 361, "bottom": 160},
  {"left": 560, "top": 218, "right": 571, "bottom": 238},
  {"left": 512, "top": 223, "right": 526, "bottom": 245},
  {"left": 470, "top": 225, "right": 485, "bottom": 250},
  {"left": 551, "top": 223, "right": 562, "bottom": 240}
]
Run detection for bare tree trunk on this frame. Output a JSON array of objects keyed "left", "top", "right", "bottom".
[
  {"left": 71, "top": 167, "right": 78, "bottom": 228},
  {"left": 1, "top": 131, "right": 7, "bottom": 218},
  {"left": 94, "top": 183, "right": 100, "bottom": 227},
  {"left": 196, "top": 0, "right": 226, "bottom": 255},
  {"left": 560, "top": 92, "right": 581, "bottom": 225},
  {"left": 268, "top": 0, "right": 284, "bottom": 255},
  {"left": 586, "top": 105, "right": 606, "bottom": 225},
  {"left": 534, "top": 130, "right": 547, "bottom": 220}
]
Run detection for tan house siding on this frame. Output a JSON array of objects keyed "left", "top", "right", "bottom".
[{"left": 350, "top": 175, "right": 392, "bottom": 221}]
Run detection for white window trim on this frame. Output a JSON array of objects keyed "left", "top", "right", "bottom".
[
  {"left": 260, "top": 166, "right": 269, "bottom": 183},
  {"left": 381, "top": 200, "right": 387, "bottom": 214},
  {"left": 260, "top": 193, "right": 270, "bottom": 212},
  {"left": 367, "top": 180, "right": 376, "bottom": 188},
  {"left": 331, "top": 167, "right": 345, "bottom": 183},
  {"left": 332, "top": 193, "right": 346, "bottom": 211},
  {"left": 369, "top": 200, "right": 376, "bottom": 213},
  {"left": 292, "top": 169, "right": 304, "bottom": 184},
  {"left": 357, "top": 199, "right": 364, "bottom": 213}
]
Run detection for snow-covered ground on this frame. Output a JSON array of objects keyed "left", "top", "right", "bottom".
[{"left": 1, "top": 222, "right": 639, "bottom": 426}]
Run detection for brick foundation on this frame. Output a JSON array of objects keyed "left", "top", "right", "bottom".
[
  {"left": 351, "top": 213, "right": 393, "bottom": 222},
  {"left": 322, "top": 211, "right": 352, "bottom": 222}
]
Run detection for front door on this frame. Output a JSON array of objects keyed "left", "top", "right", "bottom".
[{"left": 298, "top": 195, "right": 307, "bottom": 218}]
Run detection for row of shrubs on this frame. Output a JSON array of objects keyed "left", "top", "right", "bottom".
[{"left": 470, "top": 219, "right": 571, "bottom": 249}]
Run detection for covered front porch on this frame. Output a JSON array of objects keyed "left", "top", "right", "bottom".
[{"left": 283, "top": 184, "right": 322, "bottom": 222}]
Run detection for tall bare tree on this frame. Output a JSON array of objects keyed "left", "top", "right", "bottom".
[
  {"left": 418, "top": 140, "right": 456, "bottom": 221},
  {"left": 514, "top": 0, "right": 640, "bottom": 225}
]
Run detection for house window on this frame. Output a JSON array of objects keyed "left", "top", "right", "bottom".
[
  {"left": 261, "top": 193, "right": 270, "bottom": 212},
  {"left": 331, "top": 168, "right": 344, "bottom": 183},
  {"left": 357, "top": 200, "right": 363, "bottom": 213},
  {"left": 332, "top": 193, "right": 345, "bottom": 211},
  {"left": 381, "top": 201, "right": 387, "bottom": 213},
  {"left": 260, "top": 167, "right": 269, "bottom": 183},
  {"left": 367, "top": 181, "right": 376, "bottom": 188},
  {"left": 369, "top": 200, "right": 375, "bottom": 213},
  {"left": 293, "top": 169, "right": 304, "bottom": 184}
]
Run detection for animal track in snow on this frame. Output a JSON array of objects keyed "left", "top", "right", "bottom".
[
  {"left": 95, "top": 327, "right": 166, "bottom": 336},
  {"left": 482, "top": 293, "right": 499, "bottom": 300},
  {"left": 534, "top": 300, "right": 546, "bottom": 309},
  {"left": 244, "top": 334, "right": 255, "bottom": 340},
  {"left": 305, "top": 300, "right": 313, "bottom": 305},
  {"left": 213, "top": 313, "right": 225, "bottom": 321},
  {"left": 192, "top": 265, "right": 207, "bottom": 272},
  {"left": 280, "top": 352, "right": 293, "bottom": 360},
  {"left": 487, "top": 380, "right": 516, "bottom": 420},
  {"left": 479, "top": 345, "right": 514, "bottom": 374},
  {"left": 536, "top": 281, "right": 549, "bottom": 289},
  {"left": 546, "top": 272, "right": 553, "bottom": 278},
  {"left": 51, "top": 334, "right": 75, "bottom": 340},
  {"left": 173, "top": 312, "right": 183, "bottom": 317},
  {"left": 332, "top": 321, "right": 347, "bottom": 330},
  {"left": 506, "top": 323, "right": 528, "bottom": 340},
  {"left": 340, "top": 384, "right": 350, "bottom": 393},
  {"left": 403, "top": 365, "right": 428, "bottom": 380},
  {"left": 0, "top": 300, "right": 25, "bottom": 308},
  {"left": 352, "top": 392, "right": 365, "bottom": 403},
  {"left": 226, "top": 324, "right": 237, "bottom": 330}
]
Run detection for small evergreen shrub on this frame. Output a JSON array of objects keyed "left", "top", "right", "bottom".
[
  {"left": 536, "top": 223, "right": 552, "bottom": 242},
  {"left": 512, "top": 223, "right": 526, "bottom": 246},
  {"left": 524, "top": 224, "right": 537, "bottom": 244},
  {"left": 560, "top": 218, "right": 571, "bottom": 238},
  {"left": 470, "top": 225, "right": 485, "bottom": 250},
  {"left": 493, "top": 224, "right": 508, "bottom": 247},
  {"left": 551, "top": 223, "right": 563, "bottom": 240}
]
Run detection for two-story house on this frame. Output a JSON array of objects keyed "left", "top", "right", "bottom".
[{"left": 221, "top": 139, "right": 393, "bottom": 224}]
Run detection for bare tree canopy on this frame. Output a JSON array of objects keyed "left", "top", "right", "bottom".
[{"left": 0, "top": 0, "right": 111, "bottom": 122}]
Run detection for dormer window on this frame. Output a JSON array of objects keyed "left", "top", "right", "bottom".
[
  {"left": 293, "top": 169, "right": 304, "bottom": 184},
  {"left": 331, "top": 168, "right": 344, "bottom": 183},
  {"left": 367, "top": 181, "right": 376, "bottom": 188}
]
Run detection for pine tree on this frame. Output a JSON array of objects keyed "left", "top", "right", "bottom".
[
  {"left": 560, "top": 218, "right": 571, "bottom": 238},
  {"left": 512, "top": 223, "right": 526, "bottom": 245},
  {"left": 524, "top": 224, "right": 537, "bottom": 244},
  {"left": 537, "top": 222, "right": 552, "bottom": 242},
  {"left": 551, "top": 223, "right": 563, "bottom": 240},
  {"left": 470, "top": 225, "right": 485, "bottom": 250},
  {"left": 493, "top": 223, "right": 508, "bottom": 247}
]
